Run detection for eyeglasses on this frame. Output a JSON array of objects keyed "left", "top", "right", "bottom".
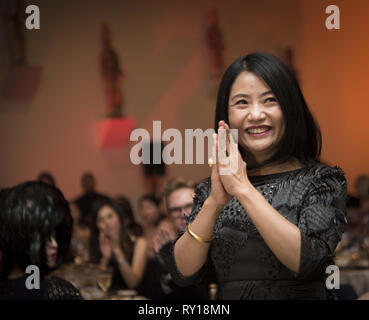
[{"left": 168, "top": 203, "right": 193, "bottom": 216}]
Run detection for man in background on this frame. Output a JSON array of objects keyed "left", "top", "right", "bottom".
[
  {"left": 154, "top": 178, "right": 210, "bottom": 300},
  {"left": 74, "top": 173, "right": 106, "bottom": 227}
]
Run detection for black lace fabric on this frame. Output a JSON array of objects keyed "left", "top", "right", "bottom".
[
  {"left": 165, "top": 161, "right": 348, "bottom": 300},
  {"left": 44, "top": 276, "right": 83, "bottom": 300}
]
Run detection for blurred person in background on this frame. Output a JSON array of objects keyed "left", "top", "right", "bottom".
[
  {"left": 89, "top": 197, "right": 148, "bottom": 295},
  {"left": 347, "top": 175, "right": 369, "bottom": 227},
  {"left": 135, "top": 194, "right": 176, "bottom": 298},
  {"left": 37, "top": 171, "right": 56, "bottom": 187},
  {"left": 69, "top": 203, "right": 91, "bottom": 264},
  {"left": 137, "top": 194, "right": 175, "bottom": 259},
  {"left": 74, "top": 172, "right": 107, "bottom": 228},
  {"left": 154, "top": 178, "right": 210, "bottom": 300},
  {"left": 115, "top": 195, "right": 143, "bottom": 238},
  {"left": 0, "top": 182, "right": 82, "bottom": 300}
]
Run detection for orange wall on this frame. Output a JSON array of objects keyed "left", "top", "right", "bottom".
[
  {"left": 0, "top": 0, "right": 367, "bottom": 202},
  {"left": 0, "top": 0, "right": 302, "bottom": 205},
  {"left": 296, "top": 0, "right": 369, "bottom": 194}
]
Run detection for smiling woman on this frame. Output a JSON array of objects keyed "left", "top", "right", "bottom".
[
  {"left": 169, "top": 52, "right": 347, "bottom": 300},
  {"left": 228, "top": 72, "right": 285, "bottom": 166},
  {"left": 214, "top": 53, "right": 321, "bottom": 172}
]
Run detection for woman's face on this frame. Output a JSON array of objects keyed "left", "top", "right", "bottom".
[
  {"left": 97, "top": 205, "right": 121, "bottom": 237},
  {"left": 228, "top": 71, "right": 285, "bottom": 164},
  {"left": 139, "top": 200, "right": 160, "bottom": 225},
  {"left": 45, "top": 235, "right": 58, "bottom": 268}
]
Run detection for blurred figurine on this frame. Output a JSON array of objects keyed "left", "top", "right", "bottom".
[
  {"left": 206, "top": 8, "right": 225, "bottom": 80},
  {"left": 0, "top": 0, "right": 27, "bottom": 65},
  {"left": 100, "top": 23, "right": 124, "bottom": 117}
]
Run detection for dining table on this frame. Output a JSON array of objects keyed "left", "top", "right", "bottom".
[{"left": 52, "top": 262, "right": 149, "bottom": 300}]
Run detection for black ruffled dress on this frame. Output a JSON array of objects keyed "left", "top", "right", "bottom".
[{"left": 164, "top": 161, "right": 347, "bottom": 300}]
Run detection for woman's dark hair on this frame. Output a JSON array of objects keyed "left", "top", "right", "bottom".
[
  {"left": 214, "top": 52, "right": 322, "bottom": 168},
  {"left": 0, "top": 182, "right": 73, "bottom": 279},
  {"left": 137, "top": 194, "right": 165, "bottom": 227},
  {"left": 89, "top": 197, "right": 134, "bottom": 264},
  {"left": 116, "top": 195, "right": 143, "bottom": 237},
  {"left": 138, "top": 194, "right": 160, "bottom": 208}
]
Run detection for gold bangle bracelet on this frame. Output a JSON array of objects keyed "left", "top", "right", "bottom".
[{"left": 187, "top": 223, "right": 215, "bottom": 243}]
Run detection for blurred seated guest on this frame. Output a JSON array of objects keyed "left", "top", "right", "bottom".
[
  {"left": 333, "top": 284, "right": 358, "bottom": 300},
  {"left": 136, "top": 194, "right": 177, "bottom": 298},
  {"left": 37, "top": 171, "right": 56, "bottom": 186},
  {"left": 74, "top": 172, "right": 107, "bottom": 228},
  {"left": 359, "top": 192, "right": 369, "bottom": 237},
  {"left": 347, "top": 175, "right": 369, "bottom": 227},
  {"left": 0, "top": 182, "right": 82, "bottom": 300},
  {"left": 89, "top": 197, "right": 149, "bottom": 294},
  {"left": 115, "top": 195, "right": 143, "bottom": 237},
  {"left": 154, "top": 178, "right": 210, "bottom": 300},
  {"left": 356, "top": 175, "right": 369, "bottom": 199},
  {"left": 346, "top": 175, "right": 369, "bottom": 209},
  {"left": 137, "top": 194, "right": 176, "bottom": 259},
  {"left": 69, "top": 203, "right": 91, "bottom": 264}
]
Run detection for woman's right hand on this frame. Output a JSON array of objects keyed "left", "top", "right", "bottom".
[
  {"left": 207, "top": 132, "right": 232, "bottom": 211},
  {"left": 99, "top": 231, "right": 112, "bottom": 261}
]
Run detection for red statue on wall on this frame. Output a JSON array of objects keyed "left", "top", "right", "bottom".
[
  {"left": 206, "top": 8, "right": 225, "bottom": 80},
  {"left": 100, "top": 23, "right": 124, "bottom": 117}
]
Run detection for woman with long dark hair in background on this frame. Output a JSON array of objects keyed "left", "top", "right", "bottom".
[{"left": 89, "top": 197, "right": 148, "bottom": 293}]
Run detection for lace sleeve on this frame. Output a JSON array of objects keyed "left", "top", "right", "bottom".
[
  {"left": 294, "top": 165, "right": 348, "bottom": 280},
  {"left": 165, "top": 178, "right": 212, "bottom": 287},
  {"left": 44, "top": 276, "right": 83, "bottom": 300}
]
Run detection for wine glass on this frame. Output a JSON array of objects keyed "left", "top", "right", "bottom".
[
  {"left": 96, "top": 269, "right": 112, "bottom": 294},
  {"left": 209, "top": 283, "right": 217, "bottom": 300}
]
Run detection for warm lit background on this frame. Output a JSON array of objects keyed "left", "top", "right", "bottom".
[{"left": 0, "top": 0, "right": 368, "bottom": 206}]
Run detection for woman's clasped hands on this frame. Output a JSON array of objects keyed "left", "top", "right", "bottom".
[{"left": 208, "top": 121, "right": 252, "bottom": 210}]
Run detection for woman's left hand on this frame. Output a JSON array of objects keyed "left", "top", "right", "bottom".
[{"left": 216, "top": 121, "right": 252, "bottom": 198}]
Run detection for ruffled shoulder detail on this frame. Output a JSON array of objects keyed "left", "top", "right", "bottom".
[
  {"left": 294, "top": 164, "right": 348, "bottom": 279},
  {"left": 307, "top": 164, "right": 347, "bottom": 198},
  {"left": 300, "top": 164, "right": 348, "bottom": 234}
]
